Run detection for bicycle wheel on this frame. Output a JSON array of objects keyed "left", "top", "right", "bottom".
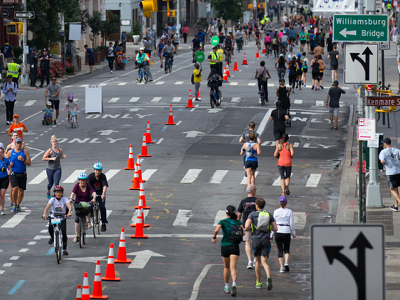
[
  {"left": 169, "top": 66, "right": 172, "bottom": 73},
  {"left": 95, "top": 206, "right": 100, "bottom": 236},
  {"left": 144, "top": 72, "right": 148, "bottom": 84},
  {"left": 210, "top": 95, "right": 216, "bottom": 108},
  {"left": 55, "top": 231, "right": 60, "bottom": 264},
  {"left": 79, "top": 218, "right": 83, "bottom": 248},
  {"left": 217, "top": 91, "right": 222, "bottom": 107},
  {"left": 92, "top": 209, "right": 97, "bottom": 238}
]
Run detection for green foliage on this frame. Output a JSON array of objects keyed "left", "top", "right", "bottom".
[
  {"left": 210, "top": 0, "right": 243, "bottom": 22},
  {"left": 101, "top": 12, "right": 120, "bottom": 40},
  {"left": 88, "top": 11, "right": 103, "bottom": 47},
  {"left": 132, "top": 22, "right": 142, "bottom": 39},
  {"left": 128, "top": 31, "right": 134, "bottom": 39},
  {"left": 13, "top": 46, "right": 23, "bottom": 62}
]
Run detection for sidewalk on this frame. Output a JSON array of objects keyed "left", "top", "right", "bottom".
[{"left": 337, "top": 41, "right": 400, "bottom": 296}]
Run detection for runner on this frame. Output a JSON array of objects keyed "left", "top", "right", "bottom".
[
  {"left": 288, "top": 57, "right": 299, "bottom": 93},
  {"left": 301, "top": 52, "right": 308, "bottom": 87},
  {"left": 270, "top": 100, "right": 289, "bottom": 146},
  {"left": 327, "top": 45, "right": 339, "bottom": 84},
  {"left": 274, "top": 133, "right": 294, "bottom": 195},
  {"left": 310, "top": 54, "right": 321, "bottom": 90},
  {"left": 212, "top": 205, "right": 244, "bottom": 296},
  {"left": 8, "top": 114, "right": 28, "bottom": 140},
  {"left": 0, "top": 144, "right": 10, "bottom": 215},
  {"left": 240, "top": 132, "right": 261, "bottom": 186},
  {"left": 326, "top": 80, "right": 346, "bottom": 130},
  {"left": 275, "top": 54, "right": 289, "bottom": 81}
]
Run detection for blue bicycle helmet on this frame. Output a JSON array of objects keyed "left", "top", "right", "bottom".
[
  {"left": 297, "top": 53, "right": 301, "bottom": 58},
  {"left": 77, "top": 172, "right": 87, "bottom": 180},
  {"left": 93, "top": 162, "right": 103, "bottom": 170}
]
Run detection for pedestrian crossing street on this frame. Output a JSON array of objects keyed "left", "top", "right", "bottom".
[{"left": 27, "top": 168, "right": 323, "bottom": 188}]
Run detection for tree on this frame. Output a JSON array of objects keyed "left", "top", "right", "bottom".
[
  {"left": 88, "top": 11, "right": 103, "bottom": 47},
  {"left": 100, "top": 12, "right": 120, "bottom": 45},
  {"left": 210, "top": 0, "right": 243, "bottom": 22}
]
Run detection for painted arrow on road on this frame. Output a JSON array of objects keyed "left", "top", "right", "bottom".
[
  {"left": 350, "top": 47, "right": 373, "bottom": 81},
  {"left": 183, "top": 131, "right": 206, "bottom": 137},
  {"left": 324, "top": 232, "right": 372, "bottom": 300},
  {"left": 339, "top": 28, "right": 357, "bottom": 38},
  {"left": 127, "top": 250, "right": 165, "bottom": 269},
  {"left": 63, "top": 256, "right": 107, "bottom": 263},
  {"left": 98, "top": 130, "right": 119, "bottom": 136}
]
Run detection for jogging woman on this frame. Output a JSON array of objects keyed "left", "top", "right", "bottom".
[
  {"left": 0, "top": 145, "right": 10, "bottom": 215},
  {"left": 301, "top": 52, "right": 308, "bottom": 87},
  {"left": 212, "top": 205, "right": 244, "bottom": 297},
  {"left": 42, "top": 135, "right": 66, "bottom": 199},
  {"left": 271, "top": 196, "right": 296, "bottom": 273},
  {"left": 274, "top": 133, "right": 294, "bottom": 195},
  {"left": 240, "top": 132, "right": 261, "bottom": 186},
  {"left": 275, "top": 54, "right": 289, "bottom": 80},
  {"left": 310, "top": 54, "right": 321, "bottom": 90},
  {"left": 156, "top": 39, "right": 165, "bottom": 68},
  {"left": 288, "top": 56, "right": 299, "bottom": 93}
]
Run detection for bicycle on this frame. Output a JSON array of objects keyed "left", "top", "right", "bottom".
[
  {"left": 45, "top": 212, "right": 66, "bottom": 264},
  {"left": 164, "top": 53, "right": 173, "bottom": 73},
  {"left": 224, "top": 49, "right": 232, "bottom": 64},
  {"left": 92, "top": 197, "right": 101, "bottom": 238},
  {"left": 266, "top": 46, "right": 272, "bottom": 58},
  {"left": 138, "top": 64, "right": 148, "bottom": 83},
  {"left": 236, "top": 39, "right": 243, "bottom": 52},
  {"left": 73, "top": 201, "right": 92, "bottom": 248},
  {"left": 65, "top": 108, "right": 79, "bottom": 128},
  {"left": 258, "top": 80, "right": 268, "bottom": 106},
  {"left": 209, "top": 82, "right": 222, "bottom": 108}
]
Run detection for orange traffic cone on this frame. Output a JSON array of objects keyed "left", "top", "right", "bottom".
[
  {"left": 165, "top": 104, "right": 176, "bottom": 125},
  {"left": 262, "top": 44, "right": 266, "bottom": 54},
  {"left": 101, "top": 244, "right": 121, "bottom": 281},
  {"left": 186, "top": 89, "right": 195, "bottom": 108},
  {"left": 255, "top": 49, "right": 260, "bottom": 58},
  {"left": 232, "top": 57, "right": 239, "bottom": 71},
  {"left": 242, "top": 53, "right": 248, "bottom": 65},
  {"left": 90, "top": 260, "right": 108, "bottom": 299},
  {"left": 222, "top": 68, "right": 228, "bottom": 83},
  {"left": 134, "top": 181, "right": 150, "bottom": 209},
  {"left": 82, "top": 273, "right": 90, "bottom": 300},
  {"left": 197, "top": 90, "right": 201, "bottom": 99},
  {"left": 130, "top": 208, "right": 148, "bottom": 238},
  {"left": 139, "top": 133, "right": 152, "bottom": 157},
  {"left": 124, "top": 145, "right": 135, "bottom": 170},
  {"left": 115, "top": 228, "right": 132, "bottom": 263},
  {"left": 135, "top": 156, "right": 145, "bottom": 183},
  {"left": 145, "top": 121, "right": 154, "bottom": 144},
  {"left": 76, "top": 284, "right": 82, "bottom": 300},
  {"left": 225, "top": 62, "right": 231, "bottom": 77},
  {"left": 129, "top": 170, "right": 140, "bottom": 190},
  {"left": 131, "top": 204, "right": 151, "bottom": 228}
]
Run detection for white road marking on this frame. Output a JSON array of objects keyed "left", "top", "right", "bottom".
[
  {"left": 142, "top": 169, "right": 157, "bottom": 181},
  {"left": 127, "top": 250, "right": 165, "bottom": 269},
  {"left": 231, "top": 97, "right": 241, "bottom": 103},
  {"left": 99, "top": 83, "right": 107, "bottom": 86},
  {"left": 106, "top": 210, "right": 112, "bottom": 219},
  {"left": 293, "top": 212, "right": 307, "bottom": 230},
  {"left": 172, "top": 97, "right": 182, "bottom": 102},
  {"left": 306, "top": 174, "right": 321, "bottom": 187},
  {"left": 155, "top": 81, "right": 165, "bottom": 85},
  {"left": 156, "top": 138, "right": 164, "bottom": 144},
  {"left": 19, "top": 248, "right": 29, "bottom": 253},
  {"left": 180, "top": 169, "right": 202, "bottom": 184},
  {"left": 129, "top": 97, "right": 140, "bottom": 102},
  {"left": 294, "top": 99, "right": 303, "bottom": 104},
  {"left": 40, "top": 229, "right": 47, "bottom": 233},
  {"left": 1, "top": 211, "right": 31, "bottom": 228},
  {"left": 240, "top": 171, "right": 259, "bottom": 184},
  {"left": 27, "top": 242, "right": 36, "bottom": 246},
  {"left": 230, "top": 82, "right": 238, "bottom": 85},
  {"left": 80, "top": 84, "right": 89, "bottom": 87},
  {"left": 24, "top": 100, "right": 36, "bottom": 106},
  {"left": 104, "top": 169, "right": 120, "bottom": 180},
  {"left": 28, "top": 170, "right": 47, "bottom": 184},
  {"left": 131, "top": 210, "right": 149, "bottom": 225},
  {"left": 189, "top": 264, "right": 221, "bottom": 300},
  {"left": 176, "top": 121, "right": 182, "bottom": 126},
  {"left": 209, "top": 170, "right": 228, "bottom": 184},
  {"left": 316, "top": 101, "right": 324, "bottom": 106},
  {"left": 108, "top": 97, "right": 120, "bottom": 103},
  {"left": 293, "top": 142, "right": 299, "bottom": 147},
  {"left": 248, "top": 83, "right": 256, "bottom": 86},
  {"left": 268, "top": 83, "right": 275, "bottom": 87},
  {"left": 0, "top": 270, "right": 4, "bottom": 274},
  {"left": 151, "top": 97, "right": 162, "bottom": 102},
  {"left": 256, "top": 108, "right": 273, "bottom": 136},
  {"left": 118, "top": 82, "right": 127, "bottom": 86},
  {"left": 9, "top": 256, "right": 20, "bottom": 260},
  {"left": 3, "top": 263, "right": 12, "bottom": 267},
  {"left": 213, "top": 210, "right": 227, "bottom": 226},
  {"left": 173, "top": 210, "right": 193, "bottom": 226},
  {"left": 63, "top": 170, "right": 86, "bottom": 184},
  {"left": 175, "top": 81, "right": 184, "bottom": 85}
]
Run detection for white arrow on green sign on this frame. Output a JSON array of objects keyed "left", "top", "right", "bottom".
[{"left": 333, "top": 14, "right": 388, "bottom": 42}]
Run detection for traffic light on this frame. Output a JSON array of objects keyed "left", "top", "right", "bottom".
[
  {"left": 140, "top": 0, "right": 158, "bottom": 18},
  {"left": 258, "top": 3, "right": 265, "bottom": 9},
  {"left": 6, "top": 22, "right": 23, "bottom": 35},
  {"left": 248, "top": 4, "right": 253, "bottom": 9},
  {"left": 167, "top": 10, "right": 176, "bottom": 17}
]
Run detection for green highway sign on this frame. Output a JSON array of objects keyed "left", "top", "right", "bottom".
[
  {"left": 210, "top": 36, "right": 219, "bottom": 46},
  {"left": 333, "top": 14, "right": 389, "bottom": 42},
  {"left": 195, "top": 51, "right": 205, "bottom": 63}
]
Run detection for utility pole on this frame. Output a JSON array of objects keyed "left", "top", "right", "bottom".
[{"left": 20, "top": 0, "right": 28, "bottom": 85}]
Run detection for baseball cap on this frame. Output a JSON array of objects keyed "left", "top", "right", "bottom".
[
  {"left": 279, "top": 196, "right": 287, "bottom": 204},
  {"left": 0, "top": 142, "right": 4, "bottom": 150},
  {"left": 333, "top": 80, "right": 339, "bottom": 86},
  {"left": 383, "top": 137, "right": 391, "bottom": 145},
  {"left": 139, "top": 47, "right": 144, "bottom": 51},
  {"left": 13, "top": 114, "right": 19, "bottom": 119},
  {"left": 15, "top": 138, "right": 22, "bottom": 143},
  {"left": 212, "top": 46, "right": 217, "bottom": 50}
]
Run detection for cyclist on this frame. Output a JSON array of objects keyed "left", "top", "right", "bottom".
[
  {"left": 235, "top": 27, "right": 243, "bottom": 51},
  {"left": 248, "top": 20, "right": 253, "bottom": 41},
  {"left": 264, "top": 31, "right": 272, "bottom": 55},
  {"left": 88, "top": 163, "right": 108, "bottom": 232},
  {"left": 69, "top": 172, "right": 97, "bottom": 244},
  {"left": 196, "top": 28, "right": 206, "bottom": 51},
  {"left": 191, "top": 35, "right": 202, "bottom": 63},
  {"left": 243, "top": 23, "right": 249, "bottom": 42},
  {"left": 162, "top": 40, "right": 175, "bottom": 67},
  {"left": 223, "top": 34, "right": 234, "bottom": 63},
  {"left": 218, "top": 31, "right": 226, "bottom": 48},
  {"left": 135, "top": 47, "right": 150, "bottom": 82},
  {"left": 275, "top": 54, "right": 289, "bottom": 81},
  {"left": 208, "top": 46, "right": 220, "bottom": 76},
  {"left": 280, "top": 32, "right": 288, "bottom": 55},
  {"left": 255, "top": 60, "right": 271, "bottom": 103},
  {"left": 43, "top": 185, "right": 71, "bottom": 256},
  {"left": 288, "top": 26, "right": 296, "bottom": 51},
  {"left": 255, "top": 28, "right": 261, "bottom": 49},
  {"left": 207, "top": 69, "right": 222, "bottom": 102}
]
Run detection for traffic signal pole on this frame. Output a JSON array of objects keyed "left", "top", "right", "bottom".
[{"left": 20, "top": 0, "right": 28, "bottom": 85}]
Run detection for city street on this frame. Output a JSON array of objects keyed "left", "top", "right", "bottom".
[{"left": 0, "top": 42, "right": 355, "bottom": 299}]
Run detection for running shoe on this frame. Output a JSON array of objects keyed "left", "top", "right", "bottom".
[
  {"left": 267, "top": 277, "right": 273, "bottom": 291},
  {"left": 311, "top": 85, "right": 314, "bottom": 90},
  {"left": 279, "top": 267, "right": 285, "bottom": 273},
  {"left": 11, "top": 205, "right": 15, "bottom": 212},
  {"left": 320, "top": 86, "right": 324, "bottom": 89},
  {"left": 149, "top": 80, "right": 153, "bottom": 82},
  {"left": 63, "top": 250, "right": 68, "bottom": 256},
  {"left": 390, "top": 205, "right": 398, "bottom": 212},
  {"left": 46, "top": 190, "right": 51, "bottom": 199},
  {"left": 17, "top": 206, "right": 21, "bottom": 212},
  {"left": 101, "top": 224, "right": 107, "bottom": 232},
  {"left": 304, "top": 84, "right": 306, "bottom": 87},
  {"left": 284, "top": 264, "right": 290, "bottom": 272},
  {"left": 247, "top": 261, "right": 253, "bottom": 269},
  {"left": 231, "top": 285, "right": 237, "bottom": 297},
  {"left": 255, "top": 281, "right": 262, "bottom": 289},
  {"left": 0, "top": 210, "right": 5, "bottom": 215},
  {"left": 48, "top": 238, "right": 54, "bottom": 245},
  {"left": 224, "top": 286, "right": 230, "bottom": 294},
  {"left": 285, "top": 185, "right": 290, "bottom": 195}
]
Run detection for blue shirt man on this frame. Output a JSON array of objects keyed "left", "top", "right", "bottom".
[{"left": 197, "top": 30, "right": 206, "bottom": 44}]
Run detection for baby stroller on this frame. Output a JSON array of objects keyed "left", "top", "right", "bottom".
[{"left": 115, "top": 51, "right": 124, "bottom": 70}]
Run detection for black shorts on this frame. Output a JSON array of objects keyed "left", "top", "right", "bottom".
[
  {"left": 221, "top": 245, "right": 240, "bottom": 257},
  {"left": 88, "top": 58, "right": 94, "bottom": 66},
  {"left": 244, "top": 160, "right": 258, "bottom": 170},
  {"left": 225, "top": 46, "right": 232, "bottom": 51},
  {"left": 297, "top": 70, "right": 303, "bottom": 76},
  {"left": 274, "top": 129, "right": 286, "bottom": 140},
  {"left": 10, "top": 173, "right": 27, "bottom": 190},
  {"left": 251, "top": 238, "right": 271, "bottom": 257},
  {"left": 312, "top": 71, "right": 320, "bottom": 80},
  {"left": 278, "top": 165, "right": 292, "bottom": 179},
  {"left": 265, "top": 42, "right": 271, "bottom": 46},
  {"left": 0, "top": 176, "right": 9, "bottom": 189},
  {"left": 50, "top": 99, "right": 60, "bottom": 111},
  {"left": 306, "top": 41, "right": 310, "bottom": 44},
  {"left": 331, "top": 64, "right": 338, "bottom": 70},
  {"left": 289, "top": 37, "right": 296, "bottom": 43},
  {"left": 302, "top": 68, "right": 308, "bottom": 73},
  {"left": 319, "top": 72, "right": 324, "bottom": 78},
  {"left": 387, "top": 174, "right": 400, "bottom": 189},
  {"left": 300, "top": 40, "right": 306, "bottom": 45}
]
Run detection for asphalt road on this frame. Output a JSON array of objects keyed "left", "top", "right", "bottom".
[{"left": 0, "top": 41, "right": 354, "bottom": 299}]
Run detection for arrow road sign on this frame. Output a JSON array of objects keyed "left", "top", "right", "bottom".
[
  {"left": 127, "top": 250, "right": 165, "bottom": 269},
  {"left": 1, "top": 9, "right": 9, "bottom": 18},
  {"left": 312, "top": 224, "right": 385, "bottom": 300},
  {"left": 14, "top": 11, "right": 35, "bottom": 19},
  {"left": 339, "top": 28, "right": 356, "bottom": 38},
  {"left": 344, "top": 44, "right": 378, "bottom": 84}
]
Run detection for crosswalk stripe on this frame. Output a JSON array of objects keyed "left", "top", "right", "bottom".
[
  {"left": 231, "top": 97, "right": 240, "bottom": 103},
  {"left": 293, "top": 212, "right": 307, "bottom": 230},
  {"left": 142, "top": 169, "right": 157, "bottom": 181},
  {"left": 108, "top": 97, "right": 120, "bottom": 103},
  {"left": 104, "top": 169, "right": 120, "bottom": 180},
  {"left": 248, "top": 83, "right": 256, "bottom": 86},
  {"left": 180, "top": 169, "right": 202, "bottom": 184},
  {"left": 99, "top": 83, "right": 107, "bottom": 86},
  {"left": 131, "top": 210, "right": 149, "bottom": 225},
  {"left": 316, "top": 101, "right": 324, "bottom": 106},
  {"left": 213, "top": 210, "right": 226, "bottom": 226},
  {"left": 1, "top": 211, "right": 31, "bottom": 228},
  {"left": 306, "top": 174, "right": 321, "bottom": 187},
  {"left": 80, "top": 84, "right": 89, "bottom": 88},
  {"left": 210, "top": 170, "right": 228, "bottom": 184},
  {"left": 155, "top": 81, "right": 165, "bottom": 85},
  {"left": 106, "top": 210, "right": 112, "bottom": 219},
  {"left": 63, "top": 170, "right": 86, "bottom": 184},
  {"left": 175, "top": 81, "right": 184, "bottom": 85},
  {"left": 172, "top": 97, "right": 181, "bottom": 102},
  {"left": 272, "top": 174, "right": 294, "bottom": 186},
  {"left": 129, "top": 97, "right": 140, "bottom": 102},
  {"left": 268, "top": 83, "right": 275, "bottom": 87},
  {"left": 24, "top": 100, "right": 36, "bottom": 106},
  {"left": 173, "top": 210, "right": 193, "bottom": 226},
  {"left": 240, "top": 171, "right": 259, "bottom": 185},
  {"left": 118, "top": 82, "right": 127, "bottom": 86},
  {"left": 151, "top": 97, "right": 162, "bottom": 102},
  {"left": 230, "top": 82, "right": 238, "bottom": 86},
  {"left": 63, "top": 85, "right": 72, "bottom": 88},
  {"left": 28, "top": 170, "right": 47, "bottom": 184},
  {"left": 294, "top": 99, "right": 303, "bottom": 104}
]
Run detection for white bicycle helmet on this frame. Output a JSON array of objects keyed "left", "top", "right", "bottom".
[
  {"left": 93, "top": 162, "right": 103, "bottom": 170},
  {"left": 77, "top": 172, "right": 87, "bottom": 180},
  {"left": 46, "top": 101, "right": 52, "bottom": 106}
]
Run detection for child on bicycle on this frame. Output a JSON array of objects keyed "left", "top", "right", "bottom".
[
  {"left": 42, "top": 101, "right": 53, "bottom": 125},
  {"left": 65, "top": 94, "right": 79, "bottom": 123},
  {"left": 42, "top": 185, "right": 72, "bottom": 256}
]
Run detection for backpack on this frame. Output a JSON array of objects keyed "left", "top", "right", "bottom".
[
  {"left": 245, "top": 142, "right": 254, "bottom": 158},
  {"left": 226, "top": 220, "right": 243, "bottom": 244},
  {"left": 191, "top": 73, "right": 194, "bottom": 85},
  {"left": 251, "top": 210, "right": 271, "bottom": 233}
]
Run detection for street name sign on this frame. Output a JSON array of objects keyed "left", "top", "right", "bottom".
[
  {"left": 14, "top": 11, "right": 34, "bottom": 19},
  {"left": 333, "top": 14, "right": 389, "bottom": 42},
  {"left": 366, "top": 96, "right": 400, "bottom": 106},
  {"left": 344, "top": 44, "right": 378, "bottom": 84},
  {"left": 312, "top": 224, "right": 385, "bottom": 300},
  {"left": 357, "top": 118, "right": 376, "bottom": 141}
]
